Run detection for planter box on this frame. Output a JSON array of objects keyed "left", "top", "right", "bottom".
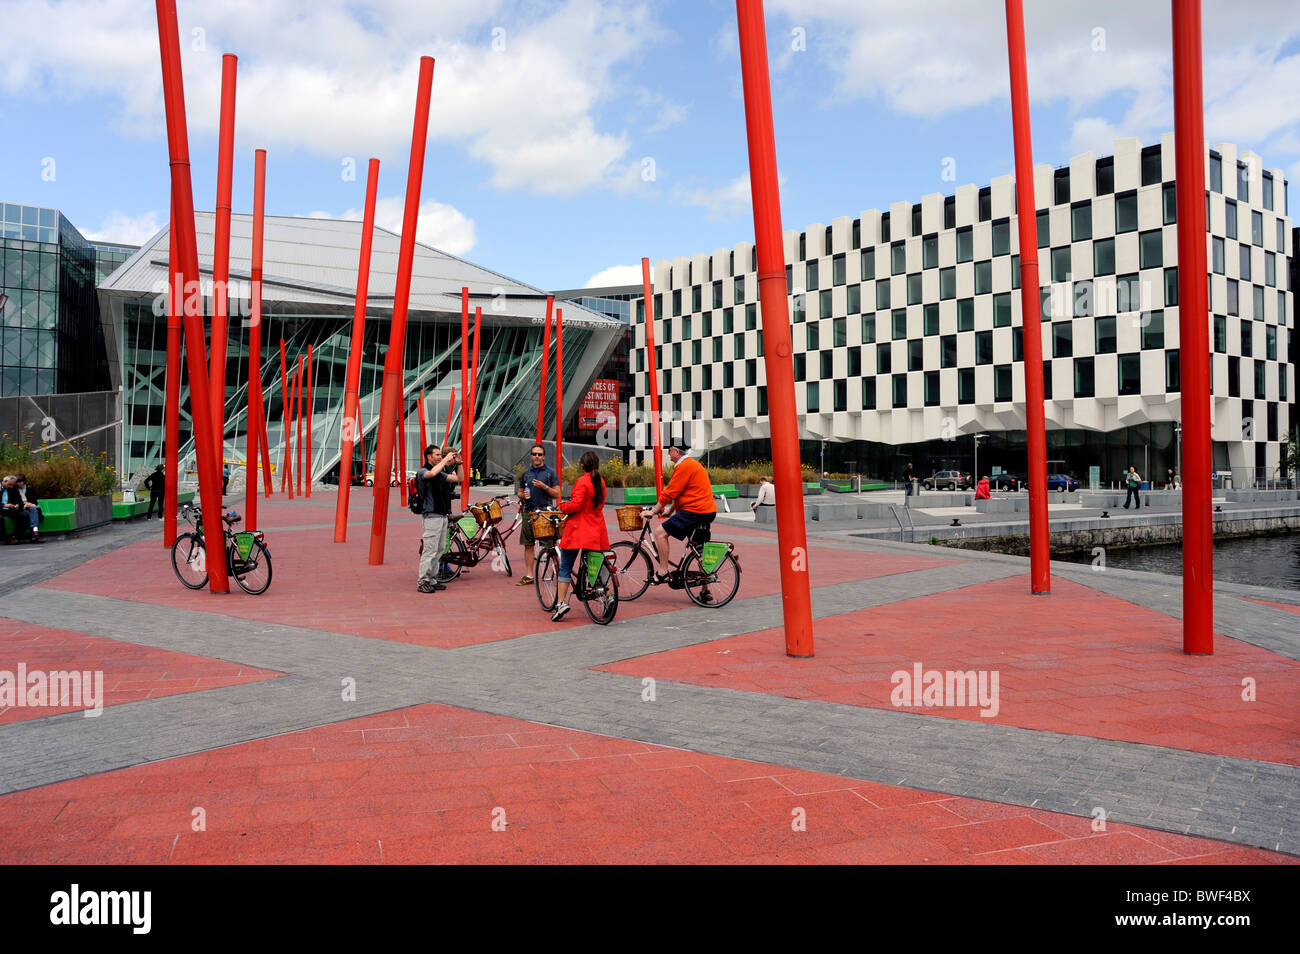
[
  {"left": 737, "top": 484, "right": 757, "bottom": 498},
  {"left": 604, "top": 487, "right": 625, "bottom": 506},
  {"left": 5, "top": 494, "right": 111, "bottom": 535}
]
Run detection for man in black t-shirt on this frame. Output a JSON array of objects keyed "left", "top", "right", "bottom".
[
  {"left": 515, "top": 444, "right": 560, "bottom": 586},
  {"left": 144, "top": 464, "right": 165, "bottom": 519},
  {"left": 417, "top": 445, "right": 461, "bottom": 593}
]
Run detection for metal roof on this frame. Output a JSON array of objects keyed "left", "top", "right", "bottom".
[{"left": 99, "top": 212, "right": 614, "bottom": 328}]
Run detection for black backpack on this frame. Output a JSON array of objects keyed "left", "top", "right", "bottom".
[{"left": 408, "top": 478, "right": 424, "bottom": 515}]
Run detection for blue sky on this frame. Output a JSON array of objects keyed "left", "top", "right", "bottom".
[{"left": 3, "top": 0, "right": 1299, "bottom": 290}]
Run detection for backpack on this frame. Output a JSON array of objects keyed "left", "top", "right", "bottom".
[{"left": 408, "top": 477, "right": 424, "bottom": 515}]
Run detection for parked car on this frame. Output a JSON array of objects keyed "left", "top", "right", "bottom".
[
  {"left": 1025, "top": 473, "right": 1080, "bottom": 492},
  {"left": 922, "top": 470, "right": 971, "bottom": 491},
  {"left": 990, "top": 472, "right": 1024, "bottom": 491}
]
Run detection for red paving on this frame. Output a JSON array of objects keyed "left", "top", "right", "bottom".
[
  {"left": 600, "top": 575, "right": 1300, "bottom": 766},
  {"left": 0, "top": 701, "right": 1289, "bottom": 865},
  {"left": 0, "top": 619, "right": 282, "bottom": 724},
  {"left": 1248, "top": 598, "right": 1300, "bottom": 615},
  {"left": 40, "top": 491, "right": 957, "bottom": 648}
]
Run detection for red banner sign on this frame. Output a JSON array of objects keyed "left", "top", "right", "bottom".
[{"left": 578, "top": 378, "right": 618, "bottom": 430}]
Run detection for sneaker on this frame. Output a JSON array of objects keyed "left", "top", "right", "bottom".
[
  {"left": 698, "top": 590, "right": 714, "bottom": 604},
  {"left": 516, "top": 576, "right": 534, "bottom": 586},
  {"left": 432, "top": 581, "right": 446, "bottom": 591},
  {"left": 551, "top": 601, "right": 570, "bottom": 622},
  {"left": 31, "top": 535, "right": 46, "bottom": 544},
  {"left": 417, "top": 581, "right": 437, "bottom": 593}
]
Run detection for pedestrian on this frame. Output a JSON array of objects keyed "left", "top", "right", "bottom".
[
  {"left": 415, "top": 445, "right": 461, "bottom": 593},
  {"left": 751, "top": 475, "right": 775, "bottom": 513},
  {"left": 975, "top": 475, "right": 991, "bottom": 500},
  {"left": 1123, "top": 465, "right": 1143, "bottom": 510},
  {"left": 516, "top": 444, "right": 560, "bottom": 587},
  {"left": 902, "top": 462, "right": 915, "bottom": 497},
  {"left": 550, "top": 450, "right": 610, "bottom": 622},
  {"left": 144, "top": 464, "right": 165, "bottom": 519},
  {"left": 221, "top": 462, "right": 231, "bottom": 497},
  {"left": 1166, "top": 468, "right": 1176, "bottom": 490},
  {"left": 2, "top": 474, "right": 44, "bottom": 543}
]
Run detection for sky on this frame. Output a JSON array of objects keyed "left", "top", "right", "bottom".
[{"left": 3, "top": 0, "right": 1300, "bottom": 291}]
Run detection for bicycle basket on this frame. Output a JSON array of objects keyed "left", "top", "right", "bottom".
[
  {"left": 469, "top": 503, "right": 489, "bottom": 525},
  {"left": 700, "top": 541, "right": 731, "bottom": 573},
  {"left": 531, "top": 511, "right": 563, "bottom": 541},
  {"left": 485, "top": 499, "right": 503, "bottom": 524},
  {"left": 615, "top": 505, "right": 643, "bottom": 531}
]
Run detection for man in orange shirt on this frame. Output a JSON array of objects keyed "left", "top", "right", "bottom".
[{"left": 642, "top": 441, "right": 717, "bottom": 587}]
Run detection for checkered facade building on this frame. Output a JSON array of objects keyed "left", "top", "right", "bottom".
[{"left": 633, "top": 136, "right": 1292, "bottom": 480}]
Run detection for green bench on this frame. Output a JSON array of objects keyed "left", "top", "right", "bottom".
[
  {"left": 803, "top": 481, "right": 822, "bottom": 495},
  {"left": 622, "top": 487, "right": 658, "bottom": 505},
  {"left": 713, "top": 484, "right": 740, "bottom": 499}
]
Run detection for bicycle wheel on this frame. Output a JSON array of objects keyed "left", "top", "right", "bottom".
[
  {"left": 492, "top": 530, "right": 512, "bottom": 577},
  {"left": 534, "top": 547, "right": 558, "bottom": 611},
  {"left": 171, "top": 532, "right": 208, "bottom": 589},
  {"left": 230, "top": 539, "right": 273, "bottom": 595},
  {"left": 582, "top": 558, "right": 619, "bottom": 625},
  {"left": 609, "top": 541, "right": 652, "bottom": 601},
  {"left": 682, "top": 549, "right": 740, "bottom": 608},
  {"left": 436, "top": 531, "right": 467, "bottom": 583}
]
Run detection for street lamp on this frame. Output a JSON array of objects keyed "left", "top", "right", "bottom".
[{"left": 973, "top": 432, "right": 987, "bottom": 486}]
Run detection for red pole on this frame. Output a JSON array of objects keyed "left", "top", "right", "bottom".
[
  {"left": 1004, "top": 0, "right": 1051, "bottom": 595},
  {"left": 398, "top": 386, "right": 407, "bottom": 493},
  {"left": 163, "top": 199, "right": 180, "bottom": 546},
  {"left": 210, "top": 53, "right": 237, "bottom": 474},
  {"left": 554, "top": 306, "right": 564, "bottom": 483},
  {"left": 466, "top": 305, "right": 482, "bottom": 482},
  {"left": 295, "top": 356, "right": 304, "bottom": 497},
  {"left": 736, "top": 0, "right": 812, "bottom": 656},
  {"left": 535, "top": 295, "right": 553, "bottom": 444},
  {"left": 460, "top": 286, "right": 469, "bottom": 457},
  {"left": 155, "top": 0, "right": 228, "bottom": 593},
  {"left": 1172, "top": 0, "right": 1214, "bottom": 654},
  {"left": 278, "top": 339, "right": 290, "bottom": 494},
  {"left": 442, "top": 387, "right": 456, "bottom": 450},
  {"left": 640, "top": 257, "right": 664, "bottom": 496},
  {"left": 246, "top": 147, "right": 266, "bottom": 530},
  {"left": 333, "top": 157, "right": 379, "bottom": 540},
  {"left": 369, "top": 55, "right": 435, "bottom": 565},
  {"left": 258, "top": 407, "right": 272, "bottom": 497},
  {"left": 305, "top": 345, "right": 313, "bottom": 497},
  {"left": 418, "top": 387, "right": 428, "bottom": 452}
]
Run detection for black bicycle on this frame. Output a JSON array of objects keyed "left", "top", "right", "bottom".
[
  {"left": 172, "top": 504, "right": 273, "bottom": 595},
  {"left": 531, "top": 512, "right": 618, "bottom": 625},
  {"left": 609, "top": 509, "right": 740, "bottom": 607},
  {"left": 420, "top": 494, "right": 520, "bottom": 583}
]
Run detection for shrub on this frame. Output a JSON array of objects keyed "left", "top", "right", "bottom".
[{"left": 0, "top": 432, "right": 116, "bottom": 498}]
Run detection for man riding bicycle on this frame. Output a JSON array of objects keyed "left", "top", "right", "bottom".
[{"left": 641, "top": 441, "right": 716, "bottom": 592}]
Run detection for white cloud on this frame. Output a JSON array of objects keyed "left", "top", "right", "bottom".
[
  {"left": 308, "top": 196, "right": 476, "bottom": 256},
  {"left": 84, "top": 210, "right": 163, "bottom": 245},
  {"left": 672, "top": 172, "right": 787, "bottom": 221},
  {"left": 583, "top": 264, "right": 642, "bottom": 288},
  {"left": 1066, "top": 117, "right": 1126, "bottom": 158},
  {"left": 2, "top": 0, "right": 660, "bottom": 197}
]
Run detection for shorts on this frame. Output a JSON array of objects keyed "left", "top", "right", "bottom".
[
  {"left": 521, "top": 512, "right": 539, "bottom": 546},
  {"left": 662, "top": 509, "right": 715, "bottom": 542}
]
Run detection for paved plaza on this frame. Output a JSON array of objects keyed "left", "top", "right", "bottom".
[{"left": 0, "top": 489, "right": 1296, "bottom": 864}]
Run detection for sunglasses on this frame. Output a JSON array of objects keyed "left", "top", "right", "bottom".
[{"left": 531, "top": 452, "right": 545, "bottom": 457}]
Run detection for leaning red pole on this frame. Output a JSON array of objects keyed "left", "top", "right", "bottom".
[
  {"left": 1004, "top": 0, "right": 1051, "bottom": 595},
  {"left": 442, "top": 387, "right": 456, "bottom": 450},
  {"left": 418, "top": 388, "right": 428, "bottom": 452},
  {"left": 466, "top": 305, "right": 482, "bottom": 480},
  {"left": 278, "top": 339, "right": 290, "bottom": 494},
  {"left": 1172, "top": 0, "right": 1214, "bottom": 654},
  {"left": 305, "top": 345, "right": 313, "bottom": 497},
  {"left": 640, "top": 257, "right": 664, "bottom": 496},
  {"left": 459, "top": 286, "right": 469, "bottom": 456},
  {"left": 369, "top": 55, "right": 435, "bottom": 565},
  {"left": 333, "top": 157, "right": 380, "bottom": 541},
  {"left": 210, "top": 53, "right": 237, "bottom": 475},
  {"left": 246, "top": 147, "right": 266, "bottom": 530},
  {"left": 554, "top": 306, "right": 564, "bottom": 481},
  {"left": 736, "top": 0, "right": 812, "bottom": 656},
  {"left": 295, "top": 357, "right": 304, "bottom": 497},
  {"left": 535, "top": 295, "right": 553, "bottom": 444},
  {"left": 163, "top": 200, "right": 180, "bottom": 546},
  {"left": 155, "top": 0, "right": 228, "bottom": 591}
]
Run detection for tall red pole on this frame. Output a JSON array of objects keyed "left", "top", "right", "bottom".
[
  {"left": 1004, "top": 0, "right": 1051, "bottom": 595},
  {"left": 640, "top": 257, "right": 664, "bottom": 495},
  {"left": 736, "top": 0, "right": 812, "bottom": 656},
  {"left": 466, "top": 305, "right": 482, "bottom": 482},
  {"left": 397, "top": 387, "right": 407, "bottom": 492},
  {"left": 442, "top": 387, "right": 456, "bottom": 450},
  {"left": 460, "top": 286, "right": 469, "bottom": 456},
  {"left": 246, "top": 147, "right": 266, "bottom": 530},
  {"left": 210, "top": 53, "right": 237, "bottom": 477},
  {"left": 278, "top": 339, "right": 290, "bottom": 494},
  {"left": 295, "top": 357, "right": 304, "bottom": 497},
  {"left": 1172, "top": 0, "right": 1214, "bottom": 654},
  {"left": 258, "top": 408, "right": 272, "bottom": 497},
  {"left": 554, "top": 306, "right": 564, "bottom": 482},
  {"left": 155, "top": 0, "right": 228, "bottom": 593},
  {"left": 535, "top": 295, "right": 553, "bottom": 444},
  {"left": 305, "top": 345, "right": 313, "bottom": 497},
  {"left": 418, "top": 387, "right": 428, "bottom": 452},
  {"left": 369, "top": 55, "right": 435, "bottom": 565},
  {"left": 163, "top": 200, "right": 180, "bottom": 546},
  {"left": 333, "top": 158, "right": 380, "bottom": 540}
]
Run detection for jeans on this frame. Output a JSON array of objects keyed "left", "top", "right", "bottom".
[
  {"left": 418, "top": 512, "right": 449, "bottom": 583},
  {"left": 7, "top": 506, "right": 40, "bottom": 535},
  {"left": 1124, "top": 487, "right": 1141, "bottom": 509},
  {"left": 557, "top": 547, "right": 579, "bottom": 585},
  {"left": 146, "top": 494, "right": 163, "bottom": 518}
]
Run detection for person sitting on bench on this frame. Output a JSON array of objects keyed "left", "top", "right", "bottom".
[{"left": 2, "top": 474, "right": 45, "bottom": 543}]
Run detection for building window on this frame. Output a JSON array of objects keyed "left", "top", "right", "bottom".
[
  {"left": 1053, "top": 168, "right": 1070, "bottom": 205},
  {"left": 672, "top": 343, "right": 682, "bottom": 366},
  {"left": 710, "top": 280, "right": 721, "bottom": 308},
  {"left": 974, "top": 261, "right": 992, "bottom": 295},
  {"left": 1265, "top": 251, "right": 1276, "bottom": 286},
  {"left": 993, "top": 292, "right": 1012, "bottom": 327},
  {"left": 1074, "top": 357, "right": 1095, "bottom": 397},
  {"left": 1225, "top": 199, "right": 1237, "bottom": 239},
  {"left": 793, "top": 293, "right": 805, "bottom": 323},
  {"left": 940, "top": 267, "right": 956, "bottom": 300},
  {"left": 805, "top": 261, "right": 818, "bottom": 292},
  {"left": 1142, "top": 310, "right": 1164, "bottom": 349},
  {"left": 1227, "top": 280, "right": 1239, "bottom": 316},
  {"left": 1036, "top": 209, "right": 1050, "bottom": 248},
  {"left": 712, "top": 337, "right": 722, "bottom": 362},
  {"left": 832, "top": 253, "right": 845, "bottom": 287},
  {"left": 746, "top": 359, "right": 756, "bottom": 386},
  {"left": 924, "top": 303, "right": 940, "bottom": 336},
  {"left": 912, "top": 203, "right": 923, "bottom": 236},
  {"left": 956, "top": 227, "right": 973, "bottom": 263},
  {"left": 944, "top": 196, "right": 956, "bottom": 230},
  {"left": 1139, "top": 230, "right": 1163, "bottom": 269},
  {"left": 758, "top": 387, "right": 768, "bottom": 416},
  {"left": 908, "top": 339, "right": 923, "bottom": 371},
  {"left": 834, "top": 379, "right": 847, "bottom": 412},
  {"left": 1141, "top": 145, "right": 1162, "bottom": 186},
  {"left": 860, "top": 247, "right": 875, "bottom": 281},
  {"left": 1053, "top": 322, "right": 1072, "bottom": 358},
  {"left": 834, "top": 315, "right": 846, "bottom": 347},
  {"left": 734, "top": 390, "right": 745, "bottom": 416},
  {"left": 852, "top": 219, "right": 860, "bottom": 249},
  {"left": 876, "top": 281, "right": 891, "bottom": 310},
  {"left": 994, "top": 364, "right": 1012, "bottom": 402},
  {"left": 1263, "top": 170, "right": 1275, "bottom": 211},
  {"left": 877, "top": 343, "right": 891, "bottom": 374},
  {"left": 805, "top": 382, "right": 819, "bottom": 412},
  {"left": 1115, "top": 190, "right": 1138, "bottom": 234},
  {"left": 819, "top": 289, "right": 832, "bottom": 320},
  {"left": 846, "top": 284, "right": 861, "bottom": 314},
  {"left": 735, "top": 335, "right": 745, "bottom": 360},
  {"left": 1254, "top": 284, "right": 1264, "bottom": 320},
  {"left": 892, "top": 373, "right": 907, "bottom": 408},
  {"left": 958, "top": 367, "right": 975, "bottom": 405},
  {"left": 957, "top": 298, "right": 974, "bottom": 332},
  {"left": 1240, "top": 319, "right": 1252, "bottom": 357},
  {"left": 1095, "top": 156, "right": 1114, "bottom": 195},
  {"left": 1073, "top": 280, "right": 1093, "bottom": 318},
  {"left": 746, "top": 303, "right": 757, "bottom": 329},
  {"left": 1278, "top": 219, "right": 1285, "bottom": 253},
  {"left": 1071, "top": 202, "right": 1092, "bottom": 241},
  {"left": 991, "top": 218, "right": 1010, "bottom": 257},
  {"left": 1051, "top": 246, "right": 1071, "bottom": 282},
  {"left": 712, "top": 391, "right": 722, "bottom": 417},
  {"left": 892, "top": 308, "right": 907, "bottom": 340},
  {"left": 1237, "top": 162, "right": 1250, "bottom": 202},
  {"left": 1164, "top": 267, "right": 1178, "bottom": 307},
  {"left": 1094, "top": 237, "right": 1115, "bottom": 276},
  {"left": 1012, "top": 326, "right": 1023, "bottom": 362},
  {"left": 799, "top": 232, "right": 806, "bottom": 260},
  {"left": 824, "top": 226, "right": 832, "bottom": 256},
  {"left": 976, "top": 330, "right": 993, "bottom": 365},
  {"left": 1252, "top": 210, "right": 1263, "bottom": 246},
  {"left": 941, "top": 334, "right": 957, "bottom": 368},
  {"left": 1211, "top": 236, "right": 1225, "bottom": 274},
  {"left": 881, "top": 212, "right": 891, "bottom": 242},
  {"left": 1094, "top": 316, "right": 1116, "bottom": 354},
  {"left": 721, "top": 308, "right": 733, "bottom": 334},
  {"left": 922, "top": 370, "right": 938, "bottom": 406},
  {"left": 819, "top": 350, "right": 833, "bottom": 379},
  {"left": 848, "top": 346, "right": 861, "bottom": 376},
  {"left": 1214, "top": 315, "right": 1227, "bottom": 352},
  {"left": 1043, "top": 361, "right": 1053, "bottom": 399},
  {"left": 862, "top": 377, "right": 876, "bottom": 409},
  {"left": 1011, "top": 254, "right": 1020, "bottom": 289},
  {"left": 1166, "top": 349, "right": 1180, "bottom": 392},
  {"left": 807, "top": 322, "right": 819, "bottom": 351},
  {"left": 1266, "top": 325, "right": 1277, "bottom": 360},
  {"left": 794, "top": 353, "right": 805, "bottom": 381},
  {"left": 923, "top": 233, "right": 938, "bottom": 268},
  {"left": 1209, "top": 152, "right": 1222, "bottom": 192},
  {"left": 1118, "top": 353, "right": 1141, "bottom": 395},
  {"left": 1254, "top": 360, "right": 1266, "bottom": 400},
  {"left": 692, "top": 340, "right": 701, "bottom": 364},
  {"left": 683, "top": 315, "right": 692, "bottom": 339},
  {"left": 1162, "top": 182, "right": 1176, "bottom": 224},
  {"left": 907, "top": 272, "right": 922, "bottom": 304},
  {"left": 691, "top": 286, "right": 702, "bottom": 311},
  {"left": 1227, "top": 356, "right": 1239, "bottom": 397},
  {"left": 734, "top": 276, "right": 745, "bottom": 304},
  {"left": 862, "top": 314, "right": 876, "bottom": 344}
]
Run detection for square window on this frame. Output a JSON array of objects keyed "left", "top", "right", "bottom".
[
  {"left": 923, "top": 233, "right": 938, "bottom": 268},
  {"left": 892, "top": 308, "right": 907, "bottom": 340},
  {"left": 876, "top": 281, "right": 891, "bottom": 310},
  {"left": 974, "top": 261, "right": 992, "bottom": 295},
  {"left": 908, "top": 339, "right": 923, "bottom": 371},
  {"left": 1118, "top": 353, "right": 1141, "bottom": 395},
  {"left": 860, "top": 247, "right": 875, "bottom": 281},
  {"left": 862, "top": 377, "right": 877, "bottom": 409},
  {"left": 891, "top": 241, "right": 906, "bottom": 275},
  {"left": 1095, "top": 157, "right": 1114, "bottom": 195},
  {"left": 1074, "top": 357, "right": 1095, "bottom": 397},
  {"left": 993, "top": 292, "right": 1011, "bottom": 327},
  {"left": 941, "top": 334, "right": 957, "bottom": 368},
  {"left": 1142, "top": 311, "right": 1164, "bottom": 349},
  {"left": 992, "top": 218, "right": 1010, "bottom": 257},
  {"left": 832, "top": 254, "right": 845, "bottom": 287},
  {"left": 956, "top": 227, "right": 973, "bottom": 263},
  {"left": 907, "top": 272, "right": 922, "bottom": 304},
  {"left": 1115, "top": 190, "right": 1138, "bottom": 233},
  {"left": 861, "top": 314, "right": 876, "bottom": 344},
  {"left": 1071, "top": 202, "right": 1092, "bottom": 241},
  {"left": 1141, "top": 145, "right": 1162, "bottom": 186},
  {"left": 1054, "top": 168, "right": 1070, "bottom": 205},
  {"left": 939, "top": 267, "right": 956, "bottom": 300},
  {"left": 1053, "top": 322, "right": 1073, "bottom": 358},
  {"left": 924, "top": 303, "right": 940, "bottom": 335},
  {"left": 976, "top": 330, "right": 993, "bottom": 365},
  {"left": 1095, "top": 316, "right": 1116, "bottom": 354},
  {"left": 1139, "top": 230, "right": 1163, "bottom": 269},
  {"left": 1094, "top": 237, "right": 1115, "bottom": 276}
]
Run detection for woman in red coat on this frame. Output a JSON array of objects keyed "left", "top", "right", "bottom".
[{"left": 551, "top": 451, "right": 610, "bottom": 621}]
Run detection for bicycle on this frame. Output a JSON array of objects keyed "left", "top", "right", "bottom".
[
  {"left": 531, "top": 512, "right": 619, "bottom": 625},
  {"left": 609, "top": 508, "right": 740, "bottom": 608},
  {"left": 420, "top": 494, "right": 521, "bottom": 583},
  {"left": 171, "top": 504, "right": 273, "bottom": 595}
]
